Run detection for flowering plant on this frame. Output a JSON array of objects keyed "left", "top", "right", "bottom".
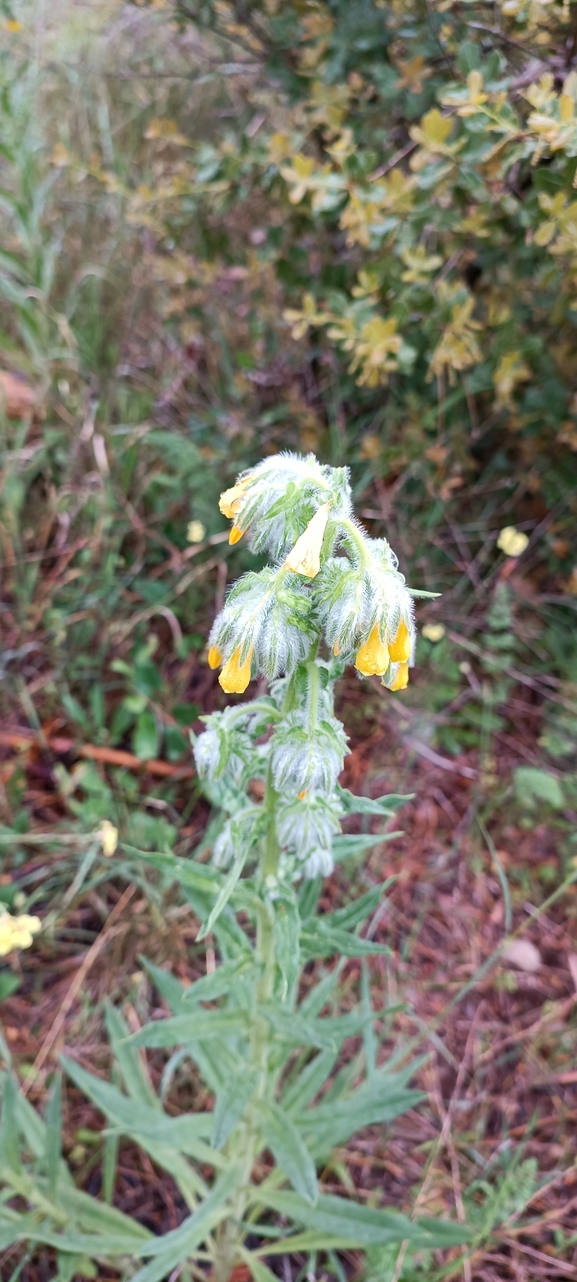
[
  {"left": 200, "top": 452, "right": 420, "bottom": 885},
  {"left": 1, "top": 455, "right": 462, "bottom": 1281}
]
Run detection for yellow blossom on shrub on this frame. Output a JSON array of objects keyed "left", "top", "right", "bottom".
[
  {"left": 497, "top": 527, "right": 529, "bottom": 557},
  {"left": 0, "top": 912, "right": 41, "bottom": 957},
  {"left": 422, "top": 623, "right": 446, "bottom": 642}
]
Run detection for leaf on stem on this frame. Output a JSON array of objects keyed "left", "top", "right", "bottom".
[{"left": 258, "top": 1099, "right": 318, "bottom": 1204}]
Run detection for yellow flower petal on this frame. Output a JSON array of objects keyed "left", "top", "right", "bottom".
[
  {"left": 355, "top": 622, "right": 390, "bottom": 676},
  {"left": 284, "top": 502, "right": 331, "bottom": 578},
  {"left": 389, "top": 618, "right": 412, "bottom": 662},
  {"left": 208, "top": 645, "right": 222, "bottom": 670},
  {"left": 497, "top": 526, "right": 529, "bottom": 557},
  {"left": 219, "top": 645, "right": 253, "bottom": 694},
  {"left": 229, "top": 525, "right": 245, "bottom": 545},
  {"left": 218, "top": 476, "right": 252, "bottom": 519},
  {"left": 385, "top": 661, "right": 409, "bottom": 691}
]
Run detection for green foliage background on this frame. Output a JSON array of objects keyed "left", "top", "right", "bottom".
[{"left": 1, "top": 2, "right": 577, "bottom": 1276}]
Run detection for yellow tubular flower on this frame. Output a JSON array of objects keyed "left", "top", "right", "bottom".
[
  {"left": 284, "top": 502, "right": 331, "bottom": 578},
  {"left": 387, "top": 662, "right": 409, "bottom": 691},
  {"left": 219, "top": 645, "right": 253, "bottom": 694},
  {"left": 355, "top": 623, "right": 390, "bottom": 676},
  {"left": 219, "top": 477, "right": 252, "bottom": 519},
  {"left": 0, "top": 911, "right": 41, "bottom": 957},
  {"left": 389, "top": 619, "right": 412, "bottom": 663},
  {"left": 208, "top": 645, "right": 222, "bottom": 670}
]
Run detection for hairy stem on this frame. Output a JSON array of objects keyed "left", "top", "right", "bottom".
[{"left": 212, "top": 763, "right": 280, "bottom": 1281}]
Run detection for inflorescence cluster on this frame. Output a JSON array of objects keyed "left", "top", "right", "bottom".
[{"left": 194, "top": 453, "right": 421, "bottom": 880}]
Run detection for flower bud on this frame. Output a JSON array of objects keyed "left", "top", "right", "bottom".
[
  {"left": 284, "top": 502, "right": 331, "bottom": 578},
  {"left": 219, "top": 454, "right": 352, "bottom": 562},
  {"left": 271, "top": 711, "right": 348, "bottom": 794},
  {"left": 276, "top": 792, "right": 341, "bottom": 854}
]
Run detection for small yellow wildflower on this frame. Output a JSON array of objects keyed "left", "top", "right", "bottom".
[
  {"left": 497, "top": 527, "right": 529, "bottom": 557},
  {"left": 98, "top": 820, "right": 118, "bottom": 857},
  {"left": 355, "top": 623, "right": 390, "bottom": 676},
  {"left": 208, "top": 645, "right": 222, "bottom": 670},
  {"left": 284, "top": 502, "right": 331, "bottom": 578},
  {"left": 219, "top": 477, "right": 252, "bottom": 519},
  {"left": 6, "top": 19, "right": 22, "bottom": 32},
  {"left": 297, "top": 790, "right": 308, "bottom": 800},
  {"left": 389, "top": 619, "right": 412, "bottom": 662},
  {"left": 229, "top": 524, "right": 245, "bottom": 545},
  {"left": 187, "top": 520, "right": 205, "bottom": 543},
  {"left": 422, "top": 623, "right": 445, "bottom": 643},
  {"left": 219, "top": 645, "right": 253, "bottom": 694},
  {"left": 0, "top": 912, "right": 41, "bottom": 957},
  {"left": 385, "top": 661, "right": 410, "bottom": 691}
]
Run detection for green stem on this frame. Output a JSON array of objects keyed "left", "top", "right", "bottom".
[{"left": 212, "top": 760, "right": 280, "bottom": 1281}]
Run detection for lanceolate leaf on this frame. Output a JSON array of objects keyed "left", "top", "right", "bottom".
[
  {"left": 297, "top": 1078, "right": 425, "bottom": 1153},
  {"left": 282, "top": 1048, "right": 338, "bottom": 1115},
  {"left": 212, "top": 1069, "right": 258, "bottom": 1150},
  {"left": 62, "top": 1057, "right": 221, "bottom": 1181},
  {"left": 324, "top": 880, "right": 395, "bottom": 932},
  {"left": 104, "top": 1003, "right": 158, "bottom": 1107},
  {"left": 197, "top": 844, "right": 250, "bottom": 940},
  {"left": 273, "top": 889, "right": 301, "bottom": 1000},
  {"left": 333, "top": 832, "right": 402, "bottom": 861},
  {"left": 253, "top": 1190, "right": 468, "bottom": 1249},
  {"left": 127, "top": 1007, "right": 248, "bottom": 1048},
  {"left": 258, "top": 1099, "right": 318, "bottom": 1205},
  {"left": 239, "top": 1248, "right": 278, "bottom": 1282},
  {"left": 300, "top": 923, "right": 390, "bottom": 959},
  {"left": 338, "top": 788, "right": 413, "bottom": 816}
]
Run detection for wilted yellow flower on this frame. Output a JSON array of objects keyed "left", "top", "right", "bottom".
[
  {"left": 422, "top": 623, "right": 445, "bottom": 643},
  {"left": 98, "top": 820, "right": 118, "bottom": 857},
  {"left": 384, "top": 661, "right": 410, "bottom": 691},
  {"left": 493, "top": 351, "right": 531, "bottom": 409},
  {"left": 497, "top": 526, "right": 529, "bottom": 557},
  {"left": 187, "top": 520, "right": 206, "bottom": 543},
  {"left": 0, "top": 912, "right": 41, "bottom": 957},
  {"left": 219, "top": 645, "right": 253, "bottom": 694},
  {"left": 285, "top": 502, "right": 331, "bottom": 578},
  {"left": 389, "top": 619, "right": 412, "bottom": 662},
  {"left": 208, "top": 645, "right": 222, "bottom": 670},
  {"left": 355, "top": 623, "right": 390, "bottom": 676}
]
